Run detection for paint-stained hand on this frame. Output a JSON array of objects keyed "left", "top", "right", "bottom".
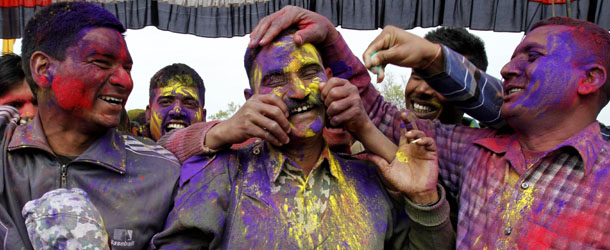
[
  {"left": 368, "top": 129, "right": 439, "bottom": 205},
  {"left": 363, "top": 25, "right": 441, "bottom": 82},
  {"left": 205, "top": 93, "right": 291, "bottom": 150},
  {"left": 320, "top": 78, "right": 370, "bottom": 135},
  {"left": 249, "top": 5, "right": 339, "bottom": 48}
]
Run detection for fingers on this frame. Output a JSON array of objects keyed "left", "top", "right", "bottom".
[
  {"left": 256, "top": 95, "right": 291, "bottom": 135},
  {"left": 363, "top": 30, "right": 390, "bottom": 69},
  {"left": 250, "top": 114, "right": 289, "bottom": 146},
  {"left": 405, "top": 130, "right": 437, "bottom": 152}
]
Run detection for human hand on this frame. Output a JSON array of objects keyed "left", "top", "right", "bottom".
[
  {"left": 320, "top": 78, "right": 369, "bottom": 134},
  {"left": 367, "top": 129, "right": 439, "bottom": 204},
  {"left": 249, "top": 5, "right": 339, "bottom": 48},
  {"left": 206, "top": 94, "right": 291, "bottom": 150},
  {"left": 363, "top": 25, "right": 441, "bottom": 82}
]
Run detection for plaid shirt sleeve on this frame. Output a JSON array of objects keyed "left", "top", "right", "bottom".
[{"left": 417, "top": 45, "right": 505, "bottom": 128}]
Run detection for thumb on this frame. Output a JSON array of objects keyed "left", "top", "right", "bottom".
[{"left": 294, "top": 29, "right": 320, "bottom": 46}]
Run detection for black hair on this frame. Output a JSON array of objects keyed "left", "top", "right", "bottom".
[
  {"left": 424, "top": 27, "right": 488, "bottom": 71},
  {"left": 0, "top": 54, "right": 26, "bottom": 96}
]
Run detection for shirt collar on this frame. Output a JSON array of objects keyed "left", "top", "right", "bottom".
[
  {"left": 8, "top": 113, "right": 127, "bottom": 174},
  {"left": 474, "top": 122, "right": 604, "bottom": 175},
  {"left": 262, "top": 141, "right": 339, "bottom": 182}
]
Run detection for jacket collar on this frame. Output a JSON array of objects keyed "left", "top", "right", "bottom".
[
  {"left": 261, "top": 141, "right": 339, "bottom": 183},
  {"left": 8, "top": 114, "right": 127, "bottom": 174},
  {"left": 474, "top": 122, "right": 604, "bottom": 175}
]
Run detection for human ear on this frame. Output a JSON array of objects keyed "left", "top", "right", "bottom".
[
  {"left": 243, "top": 89, "right": 253, "bottom": 100},
  {"left": 578, "top": 64, "right": 607, "bottom": 95},
  {"left": 145, "top": 105, "right": 151, "bottom": 123},
  {"left": 30, "top": 52, "right": 52, "bottom": 88}
]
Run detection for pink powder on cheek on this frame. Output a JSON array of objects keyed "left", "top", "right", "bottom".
[{"left": 51, "top": 75, "right": 94, "bottom": 111}]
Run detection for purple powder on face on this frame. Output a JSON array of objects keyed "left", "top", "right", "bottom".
[{"left": 309, "top": 118, "right": 323, "bottom": 134}]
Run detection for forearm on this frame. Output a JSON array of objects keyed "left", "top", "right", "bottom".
[
  {"left": 354, "top": 119, "right": 397, "bottom": 162},
  {"left": 403, "top": 184, "right": 455, "bottom": 250},
  {"left": 157, "top": 121, "right": 221, "bottom": 164}
]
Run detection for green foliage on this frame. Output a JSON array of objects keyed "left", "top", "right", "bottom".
[
  {"left": 377, "top": 72, "right": 408, "bottom": 108},
  {"left": 207, "top": 101, "right": 242, "bottom": 121}
]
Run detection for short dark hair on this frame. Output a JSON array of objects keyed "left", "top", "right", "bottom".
[
  {"left": 149, "top": 63, "right": 206, "bottom": 106},
  {"left": 21, "top": 2, "right": 125, "bottom": 97},
  {"left": 0, "top": 54, "right": 25, "bottom": 96},
  {"left": 425, "top": 27, "right": 488, "bottom": 71},
  {"left": 244, "top": 27, "right": 300, "bottom": 88},
  {"left": 530, "top": 17, "right": 610, "bottom": 108}
]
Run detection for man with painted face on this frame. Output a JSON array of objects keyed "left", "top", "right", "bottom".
[
  {"left": 248, "top": 7, "right": 610, "bottom": 248},
  {"left": 0, "top": 54, "right": 37, "bottom": 124},
  {"left": 144, "top": 63, "right": 206, "bottom": 141},
  {"left": 151, "top": 29, "right": 455, "bottom": 249},
  {"left": 0, "top": 3, "right": 180, "bottom": 249},
  {"left": 407, "top": 27, "right": 488, "bottom": 127}
]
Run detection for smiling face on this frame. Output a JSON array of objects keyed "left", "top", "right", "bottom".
[
  {"left": 500, "top": 25, "right": 586, "bottom": 127},
  {"left": 148, "top": 76, "right": 205, "bottom": 141},
  {"left": 250, "top": 35, "right": 326, "bottom": 140},
  {"left": 0, "top": 80, "right": 37, "bottom": 120},
  {"left": 405, "top": 73, "right": 463, "bottom": 124},
  {"left": 45, "top": 27, "right": 133, "bottom": 131}
]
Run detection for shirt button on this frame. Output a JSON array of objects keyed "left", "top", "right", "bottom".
[
  {"left": 253, "top": 147, "right": 260, "bottom": 155},
  {"left": 521, "top": 182, "right": 530, "bottom": 190},
  {"left": 504, "top": 227, "right": 512, "bottom": 235}
]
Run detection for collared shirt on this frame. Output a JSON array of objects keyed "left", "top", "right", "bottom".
[
  {"left": 342, "top": 41, "right": 610, "bottom": 248},
  {"left": 0, "top": 112, "right": 180, "bottom": 249},
  {"left": 151, "top": 141, "right": 454, "bottom": 249}
]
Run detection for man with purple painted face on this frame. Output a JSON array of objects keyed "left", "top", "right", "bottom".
[
  {"left": 151, "top": 29, "right": 455, "bottom": 249},
  {"left": 0, "top": 3, "right": 180, "bottom": 249},
  {"left": 246, "top": 6, "right": 610, "bottom": 249},
  {"left": 144, "top": 63, "right": 206, "bottom": 141}
]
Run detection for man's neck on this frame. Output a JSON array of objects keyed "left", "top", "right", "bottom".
[
  {"left": 513, "top": 113, "right": 596, "bottom": 152},
  {"left": 279, "top": 135, "right": 325, "bottom": 176},
  {"left": 38, "top": 106, "right": 101, "bottom": 156}
]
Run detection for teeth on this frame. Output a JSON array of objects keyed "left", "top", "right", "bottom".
[
  {"left": 166, "top": 123, "right": 186, "bottom": 129},
  {"left": 290, "top": 104, "right": 313, "bottom": 114},
  {"left": 413, "top": 103, "right": 433, "bottom": 113},
  {"left": 100, "top": 96, "right": 123, "bottom": 104},
  {"left": 508, "top": 88, "right": 524, "bottom": 94}
]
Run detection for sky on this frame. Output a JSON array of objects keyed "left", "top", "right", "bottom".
[{"left": 7, "top": 26, "right": 610, "bottom": 124}]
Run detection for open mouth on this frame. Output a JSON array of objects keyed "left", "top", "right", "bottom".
[
  {"left": 164, "top": 121, "right": 187, "bottom": 132},
  {"left": 100, "top": 95, "right": 124, "bottom": 105},
  {"left": 289, "top": 103, "right": 314, "bottom": 116},
  {"left": 411, "top": 101, "right": 440, "bottom": 115},
  {"left": 505, "top": 87, "right": 524, "bottom": 96}
]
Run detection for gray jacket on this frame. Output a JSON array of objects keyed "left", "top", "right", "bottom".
[{"left": 0, "top": 109, "right": 180, "bottom": 250}]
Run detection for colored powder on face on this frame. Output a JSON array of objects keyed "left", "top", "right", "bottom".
[
  {"left": 395, "top": 151, "right": 409, "bottom": 163},
  {"left": 306, "top": 118, "right": 323, "bottom": 137},
  {"left": 308, "top": 82, "right": 319, "bottom": 93},
  {"left": 51, "top": 75, "right": 94, "bottom": 111}
]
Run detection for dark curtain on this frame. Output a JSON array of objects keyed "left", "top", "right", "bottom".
[{"left": 1, "top": 0, "right": 609, "bottom": 39}]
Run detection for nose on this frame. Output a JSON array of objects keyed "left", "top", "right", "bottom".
[
  {"left": 286, "top": 75, "right": 311, "bottom": 100},
  {"left": 501, "top": 57, "right": 522, "bottom": 81},
  {"left": 110, "top": 67, "right": 133, "bottom": 91},
  {"left": 168, "top": 103, "right": 186, "bottom": 118}
]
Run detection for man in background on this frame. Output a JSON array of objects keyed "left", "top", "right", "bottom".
[
  {"left": 0, "top": 54, "right": 36, "bottom": 124},
  {"left": 144, "top": 63, "right": 206, "bottom": 141}
]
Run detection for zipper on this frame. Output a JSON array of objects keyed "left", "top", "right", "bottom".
[{"left": 61, "top": 164, "right": 67, "bottom": 187}]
